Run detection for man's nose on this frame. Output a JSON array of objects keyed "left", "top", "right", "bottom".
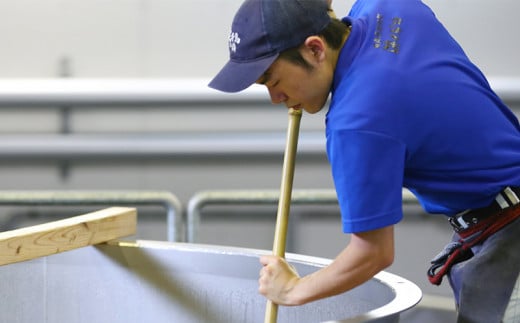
[{"left": 268, "top": 87, "right": 288, "bottom": 104}]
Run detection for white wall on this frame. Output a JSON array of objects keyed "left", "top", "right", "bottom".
[
  {"left": 0, "top": 0, "right": 518, "bottom": 78},
  {"left": 0, "top": 0, "right": 240, "bottom": 78}
]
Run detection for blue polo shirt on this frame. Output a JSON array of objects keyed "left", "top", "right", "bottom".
[{"left": 327, "top": 0, "right": 520, "bottom": 233}]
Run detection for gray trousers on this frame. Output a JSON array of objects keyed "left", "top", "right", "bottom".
[
  {"left": 448, "top": 217, "right": 520, "bottom": 323},
  {"left": 503, "top": 275, "right": 520, "bottom": 322}
]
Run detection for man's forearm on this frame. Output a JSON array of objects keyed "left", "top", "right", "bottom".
[{"left": 288, "top": 226, "right": 395, "bottom": 305}]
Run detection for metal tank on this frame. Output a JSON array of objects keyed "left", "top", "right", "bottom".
[{"left": 0, "top": 240, "right": 421, "bottom": 323}]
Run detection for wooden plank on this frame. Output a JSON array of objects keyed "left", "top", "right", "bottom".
[{"left": 0, "top": 207, "right": 137, "bottom": 266}]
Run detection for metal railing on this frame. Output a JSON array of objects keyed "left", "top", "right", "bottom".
[
  {"left": 186, "top": 188, "right": 418, "bottom": 243},
  {"left": 0, "top": 190, "right": 183, "bottom": 242}
]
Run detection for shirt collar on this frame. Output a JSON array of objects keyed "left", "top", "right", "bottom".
[{"left": 332, "top": 17, "right": 365, "bottom": 94}]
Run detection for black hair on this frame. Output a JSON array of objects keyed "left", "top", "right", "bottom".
[{"left": 279, "top": 18, "right": 350, "bottom": 70}]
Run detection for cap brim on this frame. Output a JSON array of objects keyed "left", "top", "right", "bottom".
[{"left": 208, "top": 54, "right": 279, "bottom": 93}]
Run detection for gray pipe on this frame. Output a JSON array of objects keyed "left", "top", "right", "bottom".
[
  {"left": 0, "top": 78, "right": 518, "bottom": 106},
  {"left": 186, "top": 189, "right": 418, "bottom": 243}
]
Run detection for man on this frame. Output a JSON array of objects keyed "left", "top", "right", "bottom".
[{"left": 208, "top": 0, "right": 520, "bottom": 322}]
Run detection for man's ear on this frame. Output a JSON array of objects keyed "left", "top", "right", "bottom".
[{"left": 302, "top": 36, "right": 326, "bottom": 64}]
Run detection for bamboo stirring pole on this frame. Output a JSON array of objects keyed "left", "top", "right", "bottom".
[{"left": 264, "top": 107, "right": 302, "bottom": 323}]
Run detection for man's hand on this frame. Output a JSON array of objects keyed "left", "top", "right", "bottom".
[
  {"left": 258, "top": 255, "right": 302, "bottom": 306},
  {"left": 259, "top": 226, "right": 394, "bottom": 306}
]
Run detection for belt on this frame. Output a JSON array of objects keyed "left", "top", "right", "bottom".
[
  {"left": 428, "top": 186, "right": 520, "bottom": 286},
  {"left": 449, "top": 186, "right": 520, "bottom": 233}
]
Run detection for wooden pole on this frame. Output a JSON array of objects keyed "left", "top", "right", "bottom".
[
  {"left": 0, "top": 207, "right": 136, "bottom": 266},
  {"left": 264, "top": 108, "right": 302, "bottom": 323}
]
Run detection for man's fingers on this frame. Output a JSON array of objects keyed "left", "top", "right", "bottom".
[{"left": 259, "top": 254, "right": 278, "bottom": 266}]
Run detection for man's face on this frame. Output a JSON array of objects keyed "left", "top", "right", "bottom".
[{"left": 256, "top": 55, "right": 332, "bottom": 114}]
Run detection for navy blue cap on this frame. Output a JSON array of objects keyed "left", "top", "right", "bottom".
[{"left": 209, "top": 0, "right": 331, "bottom": 93}]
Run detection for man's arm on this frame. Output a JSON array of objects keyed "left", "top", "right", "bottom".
[{"left": 259, "top": 225, "right": 395, "bottom": 306}]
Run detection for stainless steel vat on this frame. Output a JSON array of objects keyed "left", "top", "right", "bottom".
[{"left": 0, "top": 240, "right": 421, "bottom": 322}]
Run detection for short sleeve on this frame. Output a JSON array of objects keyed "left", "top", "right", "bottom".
[{"left": 327, "top": 129, "right": 406, "bottom": 233}]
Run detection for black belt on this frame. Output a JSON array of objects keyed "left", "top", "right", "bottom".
[{"left": 449, "top": 186, "right": 520, "bottom": 232}]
